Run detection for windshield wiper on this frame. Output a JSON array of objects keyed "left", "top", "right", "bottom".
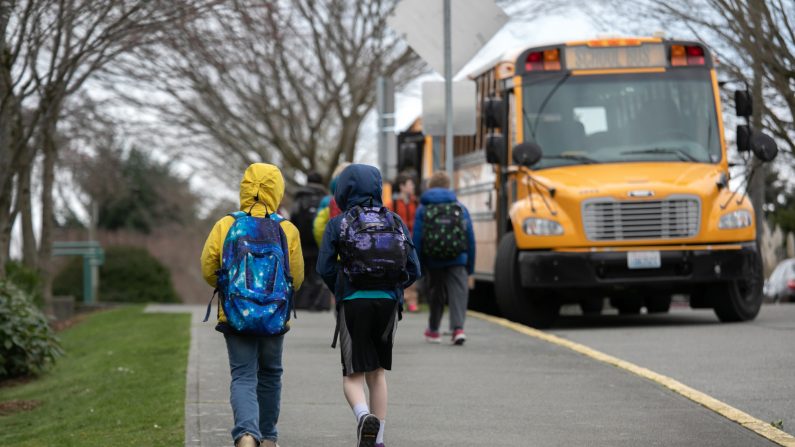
[
  {"left": 621, "top": 148, "right": 699, "bottom": 162},
  {"left": 543, "top": 154, "right": 598, "bottom": 164}
]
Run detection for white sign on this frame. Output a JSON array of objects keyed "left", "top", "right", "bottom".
[
  {"left": 422, "top": 81, "right": 476, "bottom": 136},
  {"left": 388, "top": 0, "right": 509, "bottom": 76}
]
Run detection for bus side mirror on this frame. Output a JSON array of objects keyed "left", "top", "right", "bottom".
[
  {"left": 486, "top": 133, "right": 506, "bottom": 164},
  {"left": 512, "top": 142, "right": 543, "bottom": 167},
  {"left": 483, "top": 96, "right": 505, "bottom": 130},
  {"left": 750, "top": 131, "right": 778, "bottom": 162},
  {"left": 735, "top": 90, "right": 752, "bottom": 117},
  {"left": 736, "top": 125, "right": 751, "bottom": 152}
]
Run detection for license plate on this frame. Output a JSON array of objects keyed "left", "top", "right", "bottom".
[{"left": 627, "top": 251, "right": 661, "bottom": 269}]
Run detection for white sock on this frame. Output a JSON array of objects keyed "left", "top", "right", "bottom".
[
  {"left": 376, "top": 420, "right": 385, "bottom": 444},
  {"left": 353, "top": 403, "right": 370, "bottom": 423}
]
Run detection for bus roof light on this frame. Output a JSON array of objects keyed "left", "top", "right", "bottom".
[
  {"left": 686, "top": 45, "right": 705, "bottom": 65},
  {"left": 526, "top": 51, "right": 544, "bottom": 71},
  {"left": 543, "top": 49, "right": 561, "bottom": 70},
  {"left": 671, "top": 45, "right": 687, "bottom": 66},
  {"left": 526, "top": 49, "right": 561, "bottom": 71},
  {"left": 670, "top": 44, "right": 706, "bottom": 66}
]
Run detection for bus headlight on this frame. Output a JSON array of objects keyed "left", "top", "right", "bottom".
[
  {"left": 523, "top": 218, "right": 563, "bottom": 236},
  {"left": 719, "top": 210, "right": 752, "bottom": 229}
]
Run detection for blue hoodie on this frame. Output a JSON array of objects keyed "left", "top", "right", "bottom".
[
  {"left": 316, "top": 164, "right": 421, "bottom": 307},
  {"left": 413, "top": 188, "right": 476, "bottom": 274}
]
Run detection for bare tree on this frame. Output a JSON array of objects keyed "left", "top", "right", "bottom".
[
  {"left": 112, "top": 0, "right": 423, "bottom": 188},
  {"left": 0, "top": 1, "right": 218, "bottom": 310}
]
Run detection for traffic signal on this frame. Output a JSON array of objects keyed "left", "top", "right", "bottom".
[{"left": 397, "top": 131, "right": 424, "bottom": 181}]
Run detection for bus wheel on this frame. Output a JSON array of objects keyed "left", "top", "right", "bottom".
[
  {"left": 580, "top": 298, "right": 604, "bottom": 315},
  {"left": 713, "top": 259, "right": 763, "bottom": 322},
  {"left": 645, "top": 294, "right": 672, "bottom": 313},
  {"left": 611, "top": 296, "right": 641, "bottom": 315},
  {"left": 494, "top": 232, "right": 559, "bottom": 328}
]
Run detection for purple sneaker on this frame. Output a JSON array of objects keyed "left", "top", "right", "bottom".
[{"left": 375, "top": 444, "right": 385, "bottom": 447}]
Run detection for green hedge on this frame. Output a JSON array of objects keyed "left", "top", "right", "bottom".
[
  {"left": 0, "top": 281, "right": 62, "bottom": 379},
  {"left": 53, "top": 246, "right": 179, "bottom": 303}
]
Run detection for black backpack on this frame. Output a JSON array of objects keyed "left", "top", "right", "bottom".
[
  {"left": 422, "top": 202, "right": 468, "bottom": 260},
  {"left": 291, "top": 188, "right": 325, "bottom": 251},
  {"left": 339, "top": 206, "right": 410, "bottom": 289}
]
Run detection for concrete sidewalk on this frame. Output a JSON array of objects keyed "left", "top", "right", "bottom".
[{"left": 147, "top": 304, "right": 777, "bottom": 447}]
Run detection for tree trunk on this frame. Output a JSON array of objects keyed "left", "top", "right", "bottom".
[
  {"left": 747, "top": 4, "right": 766, "bottom": 247},
  {"left": 18, "top": 157, "right": 37, "bottom": 268},
  {"left": 0, "top": 189, "right": 11, "bottom": 279},
  {"left": 38, "top": 101, "right": 61, "bottom": 316}
]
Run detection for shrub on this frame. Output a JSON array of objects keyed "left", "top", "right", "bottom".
[
  {"left": 5, "top": 261, "right": 43, "bottom": 308},
  {"left": 53, "top": 246, "right": 179, "bottom": 303},
  {"left": 0, "top": 281, "right": 63, "bottom": 379}
]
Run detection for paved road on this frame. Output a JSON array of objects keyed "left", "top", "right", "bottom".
[
  {"left": 149, "top": 304, "right": 779, "bottom": 446},
  {"left": 551, "top": 303, "right": 795, "bottom": 436}
]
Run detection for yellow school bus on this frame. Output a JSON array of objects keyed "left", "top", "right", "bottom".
[{"left": 401, "top": 37, "right": 778, "bottom": 327}]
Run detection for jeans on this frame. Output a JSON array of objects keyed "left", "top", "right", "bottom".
[{"left": 224, "top": 333, "right": 284, "bottom": 443}]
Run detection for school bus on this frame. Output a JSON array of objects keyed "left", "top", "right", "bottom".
[{"left": 399, "top": 37, "right": 778, "bottom": 328}]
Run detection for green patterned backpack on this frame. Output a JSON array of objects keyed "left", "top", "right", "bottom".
[{"left": 423, "top": 202, "right": 467, "bottom": 260}]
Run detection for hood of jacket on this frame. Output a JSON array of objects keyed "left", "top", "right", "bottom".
[
  {"left": 239, "top": 163, "right": 284, "bottom": 214},
  {"left": 420, "top": 187, "right": 457, "bottom": 205},
  {"left": 334, "top": 164, "right": 383, "bottom": 211}
]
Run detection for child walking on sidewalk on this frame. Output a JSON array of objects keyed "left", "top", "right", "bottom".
[
  {"left": 317, "top": 164, "right": 421, "bottom": 447},
  {"left": 413, "top": 171, "right": 475, "bottom": 345}
]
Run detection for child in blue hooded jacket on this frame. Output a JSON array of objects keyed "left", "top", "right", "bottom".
[
  {"left": 317, "top": 164, "right": 421, "bottom": 447},
  {"left": 412, "top": 171, "right": 476, "bottom": 345}
]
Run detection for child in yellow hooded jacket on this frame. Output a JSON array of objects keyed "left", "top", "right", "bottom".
[{"left": 200, "top": 163, "right": 303, "bottom": 447}]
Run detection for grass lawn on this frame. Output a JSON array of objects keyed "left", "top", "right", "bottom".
[{"left": 0, "top": 305, "right": 190, "bottom": 446}]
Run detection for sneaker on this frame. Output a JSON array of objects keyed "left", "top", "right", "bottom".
[
  {"left": 357, "top": 413, "right": 380, "bottom": 447},
  {"left": 452, "top": 329, "right": 466, "bottom": 345},
  {"left": 407, "top": 303, "right": 419, "bottom": 313},
  {"left": 236, "top": 434, "right": 258, "bottom": 447},
  {"left": 375, "top": 444, "right": 385, "bottom": 447},
  {"left": 424, "top": 328, "right": 441, "bottom": 344}
]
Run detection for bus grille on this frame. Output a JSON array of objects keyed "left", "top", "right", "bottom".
[{"left": 582, "top": 197, "right": 700, "bottom": 241}]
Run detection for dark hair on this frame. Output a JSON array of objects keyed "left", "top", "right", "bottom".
[
  {"left": 306, "top": 171, "right": 323, "bottom": 184},
  {"left": 395, "top": 171, "right": 415, "bottom": 187}
]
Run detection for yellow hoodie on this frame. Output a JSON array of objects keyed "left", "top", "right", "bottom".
[{"left": 200, "top": 163, "right": 304, "bottom": 324}]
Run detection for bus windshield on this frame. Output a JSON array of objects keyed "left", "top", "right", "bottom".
[{"left": 521, "top": 70, "right": 721, "bottom": 169}]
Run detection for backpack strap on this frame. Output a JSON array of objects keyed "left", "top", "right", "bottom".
[
  {"left": 272, "top": 214, "right": 297, "bottom": 319},
  {"left": 331, "top": 306, "right": 341, "bottom": 348},
  {"left": 202, "top": 288, "right": 219, "bottom": 322}
]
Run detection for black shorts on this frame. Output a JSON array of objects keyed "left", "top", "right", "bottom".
[{"left": 338, "top": 298, "right": 398, "bottom": 376}]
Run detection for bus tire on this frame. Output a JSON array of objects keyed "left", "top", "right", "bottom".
[
  {"left": 494, "top": 232, "right": 559, "bottom": 328},
  {"left": 645, "top": 294, "right": 672, "bottom": 313},
  {"left": 580, "top": 298, "right": 604, "bottom": 315},
  {"left": 714, "top": 256, "right": 763, "bottom": 322}
]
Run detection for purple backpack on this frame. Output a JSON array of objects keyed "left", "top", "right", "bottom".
[{"left": 339, "top": 206, "right": 409, "bottom": 289}]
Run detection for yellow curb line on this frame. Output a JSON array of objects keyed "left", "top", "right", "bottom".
[{"left": 469, "top": 310, "right": 795, "bottom": 447}]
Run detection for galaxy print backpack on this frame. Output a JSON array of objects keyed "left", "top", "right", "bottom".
[
  {"left": 205, "top": 211, "right": 294, "bottom": 336},
  {"left": 339, "top": 205, "right": 409, "bottom": 289}
]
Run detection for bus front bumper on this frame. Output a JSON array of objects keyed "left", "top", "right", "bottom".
[{"left": 517, "top": 242, "right": 759, "bottom": 289}]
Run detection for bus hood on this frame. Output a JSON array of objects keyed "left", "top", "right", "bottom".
[{"left": 531, "top": 162, "right": 725, "bottom": 196}]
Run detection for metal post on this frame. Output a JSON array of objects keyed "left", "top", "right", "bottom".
[
  {"left": 377, "top": 77, "right": 396, "bottom": 180},
  {"left": 82, "top": 256, "right": 92, "bottom": 304},
  {"left": 90, "top": 201, "right": 99, "bottom": 302},
  {"left": 443, "top": 0, "right": 454, "bottom": 179},
  {"left": 432, "top": 136, "right": 442, "bottom": 171}
]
